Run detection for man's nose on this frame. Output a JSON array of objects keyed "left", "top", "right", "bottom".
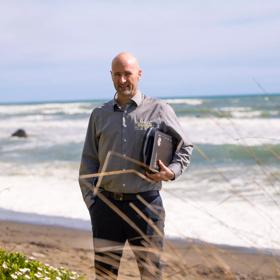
[{"left": 120, "top": 75, "right": 127, "bottom": 83}]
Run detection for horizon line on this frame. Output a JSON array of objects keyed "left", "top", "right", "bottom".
[{"left": 1, "top": 92, "right": 280, "bottom": 105}]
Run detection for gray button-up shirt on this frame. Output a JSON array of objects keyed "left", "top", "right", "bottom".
[{"left": 79, "top": 91, "right": 193, "bottom": 208}]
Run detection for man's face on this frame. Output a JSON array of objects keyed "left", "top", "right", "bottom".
[{"left": 111, "top": 59, "right": 142, "bottom": 98}]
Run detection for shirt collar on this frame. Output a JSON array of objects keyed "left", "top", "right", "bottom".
[{"left": 113, "top": 90, "right": 144, "bottom": 111}]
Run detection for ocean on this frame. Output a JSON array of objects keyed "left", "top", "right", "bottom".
[{"left": 0, "top": 94, "right": 279, "bottom": 250}]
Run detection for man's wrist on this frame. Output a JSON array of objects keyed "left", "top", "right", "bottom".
[{"left": 168, "top": 170, "right": 175, "bottom": 181}]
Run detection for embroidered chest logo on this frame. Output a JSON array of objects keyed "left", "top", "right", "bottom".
[{"left": 135, "top": 119, "right": 153, "bottom": 130}]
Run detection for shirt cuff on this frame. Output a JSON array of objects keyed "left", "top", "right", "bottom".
[
  {"left": 168, "top": 163, "right": 182, "bottom": 180},
  {"left": 85, "top": 194, "right": 96, "bottom": 209}
]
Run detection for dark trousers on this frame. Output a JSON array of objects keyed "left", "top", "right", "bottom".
[{"left": 88, "top": 192, "right": 165, "bottom": 280}]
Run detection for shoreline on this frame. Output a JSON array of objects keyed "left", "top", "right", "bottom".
[
  {"left": 1, "top": 219, "right": 280, "bottom": 279},
  {"left": 1, "top": 208, "right": 280, "bottom": 256}
]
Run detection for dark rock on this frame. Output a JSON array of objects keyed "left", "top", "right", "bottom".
[{"left": 11, "top": 129, "right": 28, "bottom": 138}]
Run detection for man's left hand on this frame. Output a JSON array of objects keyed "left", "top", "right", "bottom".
[{"left": 145, "top": 160, "right": 175, "bottom": 182}]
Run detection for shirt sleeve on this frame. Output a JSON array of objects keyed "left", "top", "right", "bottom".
[
  {"left": 78, "top": 110, "right": 100, "bottom": 209},
  {"left": 159, "top": 102, "right": 193, "bottom": 179}
]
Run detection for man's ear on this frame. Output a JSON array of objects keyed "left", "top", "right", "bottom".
[{"left": 138, "top": 69, "right": 142, "bottom": 80}]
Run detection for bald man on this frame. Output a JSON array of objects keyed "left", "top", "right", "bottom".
[{"left": 79, "top": 52, "right": 193, "bottom": 279}]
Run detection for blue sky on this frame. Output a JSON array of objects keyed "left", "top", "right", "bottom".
[{"left": 1, "top": 0, "right": 280, "bottom": 102}]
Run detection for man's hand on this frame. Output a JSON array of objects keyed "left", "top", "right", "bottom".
[{"left": 145, "top": 160, "right": 175, "bottom": 182}]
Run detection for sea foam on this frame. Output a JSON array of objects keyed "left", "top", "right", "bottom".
[{"left": 180, "top": 117, "right": 280, "bottom": 145}]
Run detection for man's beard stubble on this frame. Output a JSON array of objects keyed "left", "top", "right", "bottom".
[{"left": 117, "top": 86, "right": 133, "bottom": 97}]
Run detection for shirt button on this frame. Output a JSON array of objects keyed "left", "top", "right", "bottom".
[
  {"left": 123, "top": 183, "right": 126, "bottom": 187},
  {"left": 123, "top": 138, "right": 127, "bottom": 142}
]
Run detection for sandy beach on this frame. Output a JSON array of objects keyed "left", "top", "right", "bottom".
[{"left": 1, "top": 220, "right": 280, "bottom": 279}]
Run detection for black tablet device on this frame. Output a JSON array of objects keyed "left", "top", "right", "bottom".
[{"left": 143, "top": 128, "right": 174, "bottom": 172}]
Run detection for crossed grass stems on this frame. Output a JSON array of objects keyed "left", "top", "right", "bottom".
[{"left": 80, "top": 117, "right": 280, "bottom": 280}]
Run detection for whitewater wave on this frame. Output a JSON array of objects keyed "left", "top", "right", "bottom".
[
  {"left": 180, "top": 117, "right": 280, "bottom": 145},
  {"left": 0, "top": 102, "right": 96, "bottom": 116},
  {"left": 0, "top": 163, "right": 279, "bottom": 249},
  {"left": 164, "top": 98, "right": 203, "bottom": 105}
]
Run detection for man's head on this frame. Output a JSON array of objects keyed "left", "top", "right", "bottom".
[{"left": 111, "top": 52, "right": 142, "bottom": 103}]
